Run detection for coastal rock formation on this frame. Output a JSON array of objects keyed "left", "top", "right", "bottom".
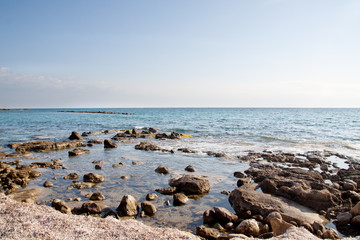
[
  {"left": 11, "top": 140, "right": 85, "bottom": 153},
  {"left": 170, "top": 175, "right": 210, "bottom": 195},
  {"left": 116, "top": 195, "right": 139, "bottom": 217},
  {"left": 135, "top": 142, "right": 162, "bottom": 151},
  {"left": 68, "top": 148, "right": 90, "bottom": 157},
  {"left": 245, "top": 165, "right": 342, "bottom": 211},
  {"left": 229, "top": 183, "right": 324, "bottom": 227},
  {"left": 69, "top": 131, "right": 82, "bottom": 140}
]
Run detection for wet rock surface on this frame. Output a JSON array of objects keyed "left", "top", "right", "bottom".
[{"left": 170, "top": 175, "right": 210, "bottom": 195}]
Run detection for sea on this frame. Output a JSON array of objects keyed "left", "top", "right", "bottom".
[{"left": 0, "top": 108, "right": 359, "bottom": 233}]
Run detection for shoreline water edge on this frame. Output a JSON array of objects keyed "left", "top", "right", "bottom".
[{"left": 0, "top": 108, "right": 360, "bottom": 239}]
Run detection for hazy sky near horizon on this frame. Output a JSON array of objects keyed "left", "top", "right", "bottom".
[{"left": 1, "top": 0, "right": 359, "bottom": 108}]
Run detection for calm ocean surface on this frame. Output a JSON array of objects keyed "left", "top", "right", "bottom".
[
  {"left": 1, "top": 108, "right": 359, "bottom": 159},
  {"left": 0, "top": 108, "right": 359, "bottom": 232}
]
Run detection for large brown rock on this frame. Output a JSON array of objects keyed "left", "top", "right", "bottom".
[
  {"left": 169, "top": 175, "right": 210, "bottom": 195},
  {"left": 173, "top": 193, "right": 189, "bottom": 206},
  {"left": 246, "top": 165, "right": 342, "bottom": 211},
  {"left": 229, "top": 183, "right": 324, "bottom": 227},
  {"left": 213, "top": 207, "right": 237, "bottom": 223},
  {"left": 135, "top": 142, "right": 161, "bottom": 151},
  {"left": 83, "top": 173, "right": 104, "bottom": 183},
  {"left": 155, "top": 166, "right": 170, "bottom": 174},
  {"left": 116, "top": 195, "right": 139, "bottom": 217}
]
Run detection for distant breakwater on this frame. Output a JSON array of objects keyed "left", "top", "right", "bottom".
[
  {"left": 58, "top": 110, "right": 134, "bottom": 115},
  {"left": 0, "top": 108, "right": 30, "bottom": 111}
]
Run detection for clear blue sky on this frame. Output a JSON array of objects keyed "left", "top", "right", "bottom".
[{"left": 0, "top": 0, "right": 359, "bottom": 108}]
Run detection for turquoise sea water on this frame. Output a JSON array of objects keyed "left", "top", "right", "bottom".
[
  {"left": 1, "top": 108, "right": 359, "bottom": 159},
  {"left": 0, "top": 108, "right": 359, "bottom": 233}
]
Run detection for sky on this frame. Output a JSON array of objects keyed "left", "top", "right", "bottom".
[{"left": 0, "top": 0, "right": 359, "bottom": 108}]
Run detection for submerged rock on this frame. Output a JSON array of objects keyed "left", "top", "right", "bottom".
[
  {"left": 146, "top": 193, "right": 157, "bottom": 201},
  {"left": 43, "top": 181, "right": 53, "bottom": 188},
  {"left": 155, "top": 187, "right": 177, "bottom": 195}
]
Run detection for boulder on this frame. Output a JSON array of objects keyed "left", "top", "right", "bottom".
[
  {"left": 185, "top": 165, "right": 196, "bottom": 172},
  {"left": 196, "top": 225, "right": 220, "bottom": 239},
  {"left": 169, "top": 175, "right": 210, "bottom": 195},
  {"left": 155, "top": 166, "right": 170, "bottom": 174},
  {"left": 213, "top": 207, "right": 237, "bottom": 223},
  {"left": 350, "top": 202, "right": 360, "bottom": 216},
  {"left": 146, "top": 193, "right": 157, "bottom": 201},
  {"left": 141, "top": 201, "right": 157, "bottom": 216},
  {"left": 104, "top": 139, "right": 117, "bottom": 148},
  {"left": 173, "top": 193, "right": 189, "bottom": 206},
  {"left": 83, "top": 173, "right": 104, "bottom": 183},
  {"left": 237, "top": 178, "right": 251, "bottom": 187},
  {"left": 15, "top": 140, "right": 84, "bottom": 153},
  {"left": 69, "top": 131, "right": 82, "bottom": 140},
  {"left": 229, "top": 183, "right": 325, "bottom": 227},
  {"left": 89, "top": 192, "right": 105, "bottom": 201},
  {"left": 68, "top": 148, "right": 90, "bottom": 157},
  {"left": 80, "top": 202, "right": 102, "bottom": 214},
  {"left": 116, "top": 195, "right": 139, "bottom": 217},
  {"left": 51, "top": 199, "right": 72, "bottom": 214},
  {"left": 235, "top": 219, "right": 260, "bottom": 237}
]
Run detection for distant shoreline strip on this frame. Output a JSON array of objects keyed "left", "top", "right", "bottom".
[
  {"left": 58, "top": 110, "right": 134, "bottom": 115},
  {"left": 0, "top": 108, "right": 30, "bottom": 111}
]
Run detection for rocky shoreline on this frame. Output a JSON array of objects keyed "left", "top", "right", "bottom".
[
  {"left": 0, "top": 108, "right": 30, "bottom": 111},
  {"left": 1, "top": 128, "right": 360, "bottom": 239}
]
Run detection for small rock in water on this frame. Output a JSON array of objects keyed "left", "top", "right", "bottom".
[
  {"left": 83, "top": 173, "right": 104, "bottom": 183},
  {"left": 146, "top": 193, "right": 158, "bottom": 201},
  {"left": 74, "top": 197, "right": 81, "bottom": 202},
  {"left": 92, "top": 160, "right": 104, "bottom": 164},
  {"left": 89, "top": 192, "right": 105, "bottom": 201},
  {"left": 52, "top": 199, "right": 72, "bottom": 214},
  {"left": 43, "top": 181, "right": 53, "bottom": 188},
  {"left": 185, "top": 165, "right": 196, "bottom": 172},
  {"left": 132, "top": 161, "right": 144, "bottom": 165},
  {"left": 80, "top": 202, "right": 102, "bottom": 214},
  {"left": 120, "top": 176, "right": 129, "bottom": 180},
  {"left": 69, "top": 131, "right": 82, "bottom": 140},
  {"left": 95, "top": 164, "right": 102, "bottom": 170},
  {"left": 141, "top": 201, "right": 157, "bottom": 216},
  {"left": 104, "top": 139, "right": 117, "bottom": 148},
  {"left": 221, "top": 190, "right": 231, "bottom": 195},
  {"left": 68, "top": 148, "right": 90, "bottom": 157},
  {"left": 173, "top": 193, "right": 189, "bottom": 206},
  {"left": 116, "top": 195, "right": 139, "bottom": 217},
  {"left": 155, "top": 166, "right": 170, "bottom": 174}
]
